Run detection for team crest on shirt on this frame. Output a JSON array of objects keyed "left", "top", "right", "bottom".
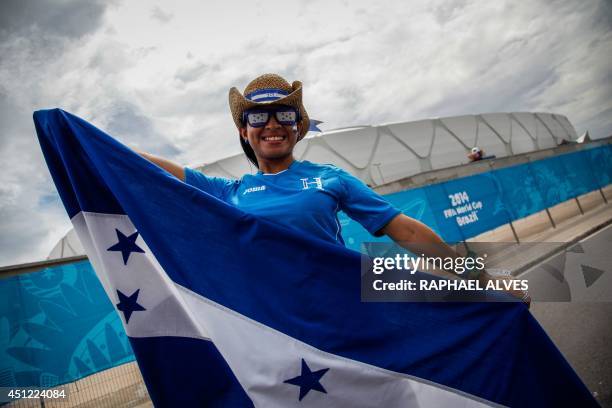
[
  {"left": 243, "top": 185, "right": 266, "bottom": 195},
  {"left": 301, "top": 177, "right": 323, "bottom": 190}
]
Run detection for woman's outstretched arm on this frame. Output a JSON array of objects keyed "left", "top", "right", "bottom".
[
  {"left": 136, "top": 151, "right": 185, "bottom": 181},
  {"left": 380, "top": 214, "right": 530, "bottom": 306}
]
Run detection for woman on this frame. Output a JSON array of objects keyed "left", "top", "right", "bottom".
[{"left": 139, "top": 73, "right": 529, "bottom": 305}]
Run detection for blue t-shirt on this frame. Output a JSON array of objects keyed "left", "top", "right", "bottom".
[{"left": 184, "top": 160, "right": 400, "bottom": 246}]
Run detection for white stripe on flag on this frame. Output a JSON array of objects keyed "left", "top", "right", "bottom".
[
  {"left": 179, "top": 285, "right": 498, "bottom": 408},
  {"left": 73, "top": 211, "right": 499, "bottom": 407},
  {"left": 72, "top": 211, "right": 211, "bottom": 340}
]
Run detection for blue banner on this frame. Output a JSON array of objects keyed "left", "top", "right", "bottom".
[
  {"left": 341, "top": 144, "right": 611, "bottom": 249},
  {"left": 491, "top": 161, "right": 545, "bottom": 221},
  {"left": 426, "top": 172, "right": 510, "bottom": 243},
  {"left": 585, "top": 145, "right": 612, "bottom": 188},
  {"left": 0, "top": 261, "right": 133, "bottom": 388}
]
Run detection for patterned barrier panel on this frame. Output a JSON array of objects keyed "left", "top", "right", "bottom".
[
  {"left": 490, "top": 161, "right": 545, "bottom": 221},
  {"left": 559, "top": 151, "right": 599, "bottom": 196},
  {"left": 0, "top": 261, "right": 134, "bottom": 388},
  {"left": 529, "top": 154, "right": 575, "bottom": 207},
  {"left": 424, "top": 172, "right": 512, "bottom": 243},
  {"left": 585, "top": 145, "right": 612, "bottom": 188},
  {"left": 1, "top": 145, "right": 610, "bottom": 386},
  {"left": 342, "top": 144, "right": 611, "bottom": 250}
]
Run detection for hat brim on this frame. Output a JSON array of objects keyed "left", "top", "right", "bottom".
[{"left": 229, "top": 81, "right": 310, "bottom": 140}]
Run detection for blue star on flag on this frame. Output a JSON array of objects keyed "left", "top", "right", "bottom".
[
  {"left": 284, "top": 358, "right": 329, "bottom": 401},
  {"left": 116, "top": 289, "right": 146, "bottom": 324},
  {"left": 107, "top": 229, "right": 145, "bottom": 264}
]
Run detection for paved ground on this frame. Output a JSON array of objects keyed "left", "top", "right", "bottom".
[
  {"left": 524, "top": 224, "right": 612, "bottom": 407},
  {"left": 531, "top": 302, "right": 612, "bottom": 406},
  {"left": 471, "top": 188, "right": 612, "bottom": 407}
]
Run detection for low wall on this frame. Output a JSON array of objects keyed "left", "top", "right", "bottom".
[
  {"left": 0, "top": 261, "right": 134, "bottom": 388},
  {"left": 341, "top": 142, "right": 612, "bottom": 250}
]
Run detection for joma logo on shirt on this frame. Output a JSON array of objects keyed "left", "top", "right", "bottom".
[
  {"left": 301, "top": 177, "right": 323, "bottom": 190},
  {"left": 243, "top": 185, "right": 266, "bottom": 195}
]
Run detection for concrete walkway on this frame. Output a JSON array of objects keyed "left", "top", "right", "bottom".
[
  {"left": 526, "top": 223, "right": 612, "bottom": 407},
  {"left": 470, "top": 186, "right": 612, "bottom": 406}
]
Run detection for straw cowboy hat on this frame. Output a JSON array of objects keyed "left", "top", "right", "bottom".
[{"left": 228, "top": 73, "right": 310, "bottom": 140}]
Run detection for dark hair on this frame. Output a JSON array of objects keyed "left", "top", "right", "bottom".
[{"left": 239, "top": 132, "right": 259, "bottom": 168}]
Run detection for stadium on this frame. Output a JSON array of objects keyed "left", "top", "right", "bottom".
[
  {"left": 2, "top": 110, "right": 611, "bottom": 407},
  {"left": 47, "top": 111, "right": 583, "bottom": 257}
]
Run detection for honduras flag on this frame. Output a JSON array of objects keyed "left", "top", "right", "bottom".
[{"left": 33, "top": 109, "right": 597, "bottom": 407}]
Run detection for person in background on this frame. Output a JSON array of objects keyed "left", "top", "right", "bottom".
[
  {"left": 469, "top": 146, "right": 497, "bottom": 162},
  {"left": 468, "top": 146, "right": 484, "bottom": 162}
]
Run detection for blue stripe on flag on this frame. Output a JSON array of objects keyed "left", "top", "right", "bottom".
[{"left": 130, "top": 336, "right": 251, "bottom": 407}]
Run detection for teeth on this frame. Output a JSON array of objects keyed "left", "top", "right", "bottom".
[{"left": 263, "top": 136, "right": 284, "bottom": 141}]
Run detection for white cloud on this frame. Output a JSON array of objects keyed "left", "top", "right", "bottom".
[
  {"left": 0, "top": 0, "right": 610, "bottom": 266},
  {"left": 150, "top": 6, "right": 173, "bottom": 23}
]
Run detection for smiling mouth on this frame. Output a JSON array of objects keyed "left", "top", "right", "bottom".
[{"left": 262, "top": 135, "right": 286, "bottom": 142}]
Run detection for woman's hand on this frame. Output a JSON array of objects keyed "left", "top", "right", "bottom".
[{"left": 478, "top": 270, "right": 531, "bottom": 308}]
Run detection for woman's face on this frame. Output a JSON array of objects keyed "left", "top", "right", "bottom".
[{"left": 240, "top": 106, "right": 301, "bottom": 162}]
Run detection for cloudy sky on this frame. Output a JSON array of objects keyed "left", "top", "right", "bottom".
[{"left": 0, "top": 0, "right": 611, "bottom": 266}]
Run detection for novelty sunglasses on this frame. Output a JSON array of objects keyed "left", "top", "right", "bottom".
[{"left": 242, "top": 106, "right": 300, "bottom": 128}]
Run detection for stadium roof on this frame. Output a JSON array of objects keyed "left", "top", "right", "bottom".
[{"left": 195, "top": 112, "right": 576, "bottom": 186}]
